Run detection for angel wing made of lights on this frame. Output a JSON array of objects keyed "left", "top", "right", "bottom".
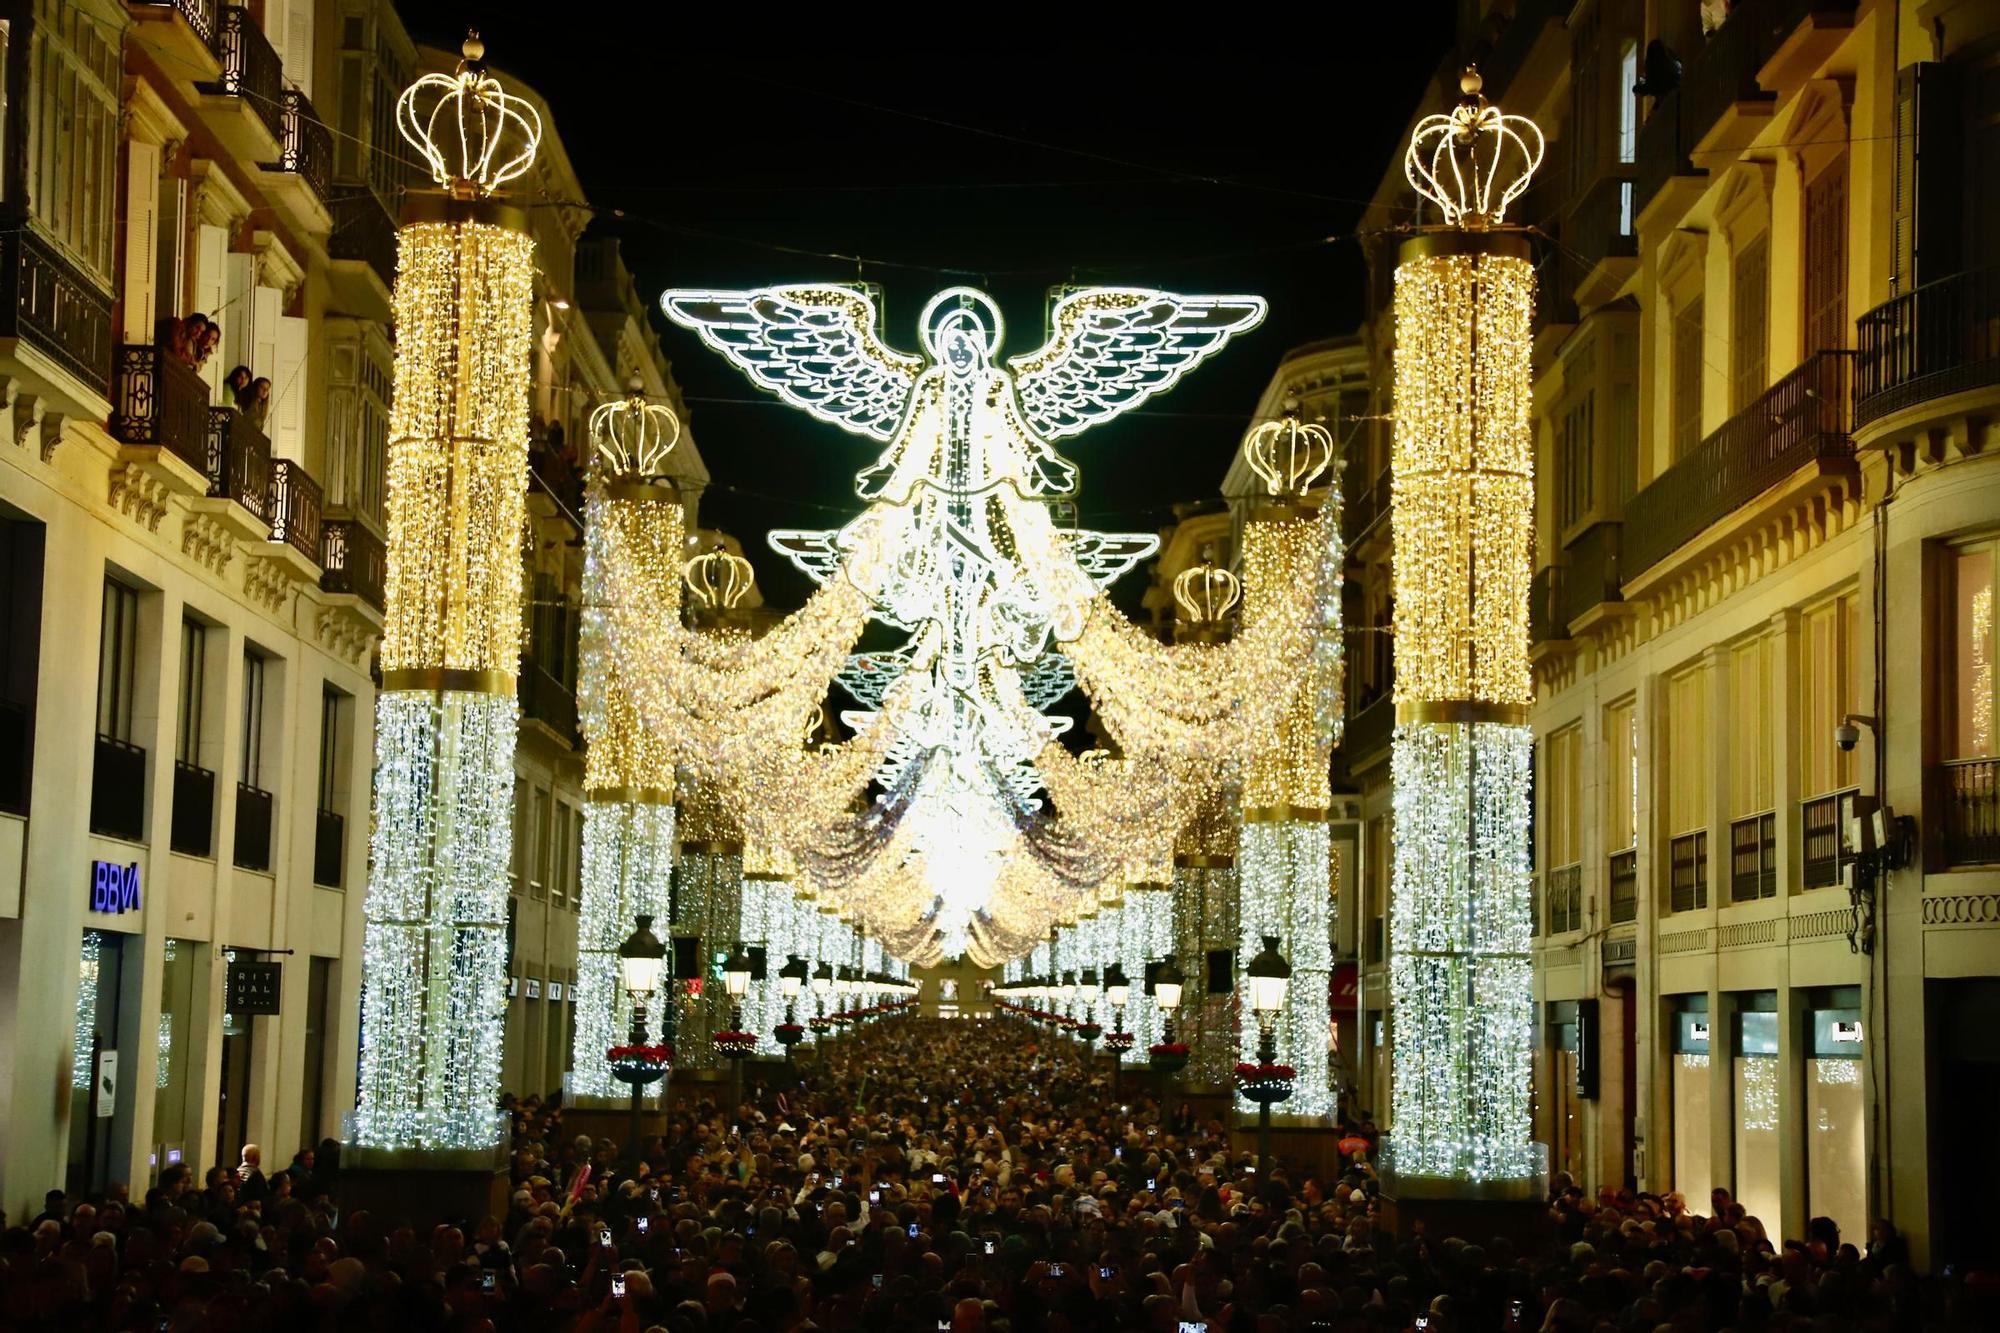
[
  {"left": 660, "top": 287, "right": 923, "bottom": 443},
  {"left": 1008, "top": 288, "right": 1268, "bottom": 441}
]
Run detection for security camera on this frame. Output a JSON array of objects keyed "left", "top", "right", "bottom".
[{"left": 1836, "top": 713, "right": 1877, "bottom": 754}]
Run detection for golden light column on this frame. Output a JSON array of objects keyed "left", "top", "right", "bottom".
[
  {"left": 569, "top": 382, "right": 685, "bottom": 1099},
  {"left": 353, "top": 35, "right": 542, "bottom": 1149},
  {"left": 673, "top": 547, "right": 757, "bottom": 1070},
  {"left": 1236, "top": 409, "right": 1341, "bottom": 1119},
  {"left": 1383, "top": 69, "right": 1545, "bottom": 1186}
]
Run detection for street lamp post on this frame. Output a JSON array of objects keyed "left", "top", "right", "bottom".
[
  {"left": 1246, "top": 935, "right": 1293, "bottom": 1177},
  {"left": 722, "top": 941, "right": 752, "bottom": 1114},
  {"left": 777, "top": 952, "right": 808, "bottom": 1065},
  {"left": 614, "top": 913, "right": 667, "bottom": 1174},
  {"left": 1104, "top": 962, "right": 1130, "bottom": 1101},
  {"left": 1154, "top": 954, "right": 1186, "bottom": 1099},
  {"left": 811, "top": 959, "right": 833, "bottom": 1057}
]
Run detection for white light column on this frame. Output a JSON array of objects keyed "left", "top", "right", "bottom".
[{"left": 353, "top": 39, "right": 542, "bottom": 1151}]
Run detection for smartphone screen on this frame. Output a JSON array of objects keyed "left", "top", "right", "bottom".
[
  {"left": 1147, "top": 1178, "right": 1156, "bottom": 1191},
  {"left": 1178, "top": 1323, "right": 1207, "bottom": 1333},
  {"left": 932, "top": 1173, "right": 945, "bottom": 1184},
  {"left": 599, "top": 1232, "right": 613, "bottom": 1249},
  {"left": 481, "top": 1270, "right": 496, "bottom": 1292},
  {"left": 872, "top": 1274, "right": 883, "bottom": 1289},
  {"left": 869, "top": 1188, "right": 881, "bottom": 1203},
  {"left": 907, "top": 1223, "right": 919, "bottom": 1238},
  {"left": 611, "top": 1275, "right": 626, "bottom": 1298},
  {"left": 1048, "top": 1263, "right": 1066, "bottom": 1278},
  {"left": 983, "top": 1239, "right": 995, "bottom": 1255},
  {"left": 1099, "top": 1265, "right": 1114, "bottom": 1279}
]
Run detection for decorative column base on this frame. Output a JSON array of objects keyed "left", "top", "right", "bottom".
[{"left": 336, "top": 1139, "right": 512, "bottom": 1230}]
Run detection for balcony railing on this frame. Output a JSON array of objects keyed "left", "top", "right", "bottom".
[
  {"left": 206, "top": 408, "right": 272, "bottom": 523},
  {"left": 274, "top": 89, "right": 333, "bottom": 205},
  {"left": 1855, "top": 265, "right": 2000, "bottom": 427},
  {"left": 112, "top": 344, "right": 211, "bottom": 473},
  {"left": 1937, "top": 758, "right": 1999, "bottom": 867},
  {"left": 268, "top": 459, "right": 322, "bottom": 565},
  {"left": 1669, "top": 829, "right": 1709, "bottom": 912},
  {"left": 329, "top": 188, "right": 398, "bottom": 294},
  {"left": 314, "top": 808, "right": 344, "bottom": 887},
  {"left": 1567, "top": 171, "right": 1637, "bottom": 274},
  {"left": 210, "top": 7, "right": 285, "bottom": 145},
  {"left": 1546, "top": 863, "right": 1584, "bottom": 934},
  {"left": 1730, "top": 811, "right": 1777, "bottom": 902},
  {"left": 233, "top": 782, "right": 273, "bottom": 871},
  {"left": 519, "top": 661, "right": 579, "bottom": 748},
  {"left": 1529, "top": 563, "right": 1567, "bottom": 645},
  {"left": 132, "top": 0, "right": 222, "bottom": 53},
  {"left": 1801, "top": 786, "right": 1859, "bottom": 889},
  {"left": 170, "top": 760, "right": 215, "bottom": 856},
  {"left": 90, "top": 735, "right": 146, "bottom": 841},
  {"left": 1624, "top": 350, "right": 1854, "bottom": 581},
  {"left": 0, "top": 697, "right": 27, "bottom": 815},
  {"left": 1561, "top": 521, "right": 1623, "bottom": 627},
  {"left": 1608, "top": 848, "right": 1639, "bottom": 924},
  {"left": 320, "top": 518, "right": 386, "bottom": 613},
  {"left": 1, "top": 226, "right": 115, "bottom": 399}
]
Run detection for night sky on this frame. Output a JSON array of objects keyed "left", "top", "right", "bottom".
[{"left": 405, "top": 12, "right": 1463, "bottom": 608}]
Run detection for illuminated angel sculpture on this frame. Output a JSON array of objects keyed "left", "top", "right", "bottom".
[{"left": 662, "top": 285, "right": 1267, "bottom": 682}]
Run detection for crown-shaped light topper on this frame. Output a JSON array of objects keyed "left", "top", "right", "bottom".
[
  {"left": 1173, "top": 557, "right": 1243, "bottom": 625},
  {"left": 396, "top": 32, "right": 544, "bottom": 199},
  {"left": 1404, "top": 67, "right": 1545, "bottom": 228},
  {"left": 591, "top": 375, "right": 683, "bottom": 478},
  {"left": 684, "top": 543, "right": 755, "bottom": 610},
  {"left": 1245, "top": 404, "right": 1335, "bottom": 498}
]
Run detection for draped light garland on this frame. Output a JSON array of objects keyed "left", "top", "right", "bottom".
[
  {"left": 1382, "top": 68, "right": 1544, "bottom": 1187},
  {"left": 353, "top": 36, "right": 538, "bottom": 1152}
]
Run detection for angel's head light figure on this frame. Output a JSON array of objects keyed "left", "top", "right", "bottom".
[{"left": 920, "top": 288, "right": 1004, "bottom": 378}]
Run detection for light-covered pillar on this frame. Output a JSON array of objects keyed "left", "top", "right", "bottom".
[
  {"left": 571, "top": 388, "right": 686, "bottom": 1098},
  {"left": 353, "top": 39, "right": 542, "bottom": 1151},
  {"left": 1382, "top": 70, "right": 1545, "bottom": 1188}
]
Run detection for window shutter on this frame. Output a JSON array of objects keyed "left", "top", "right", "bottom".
[
  {"left": 286, "top": 0, "right": 315, "bottom": 102},
  {"left": 252, "top": 284, "right": 281, "bottom": 381},
  {"left": 122, "top": 141, "right": 161, "bottom": 344},
  {"left": 273, "top": 314, "right": 308, "bottom": 459},
  {"left": 193, "top": 224, "right": 229, "bottom": 394}
]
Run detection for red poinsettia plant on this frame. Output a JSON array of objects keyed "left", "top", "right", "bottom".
[
  {"left": 713, "top": 1030, "right": 758, "bottom": 1057},
  {"left": 1234, "top": 1061, "right": 1296, "bottom": 1080},
  {"left": 606, "top": 1043, "right": 671, "bottom": 1065},
  {"left": 1149, "top": 1042, "right": 1190, "bottom": 1057}
]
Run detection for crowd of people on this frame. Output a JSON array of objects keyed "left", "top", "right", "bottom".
[{"left": 2, "top": 1013, "right": 1986, "bottom": 1331}]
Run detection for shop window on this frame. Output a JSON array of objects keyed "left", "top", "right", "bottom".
[
  {"left": 1671, "top": 1003, "right": 1713, "bottom": 1206},
  {"left": 1732, "top": 1005, "right": 1782, "bottom": 1231}
]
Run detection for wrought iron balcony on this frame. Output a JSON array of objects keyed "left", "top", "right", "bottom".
[
  {"left": 129, "top": 0, "right": 221, "bottom": 54},
  {"left": 329, "top": 187, "right": 398, "bottom": 295},
  {"left": 274, "top": 89, "right": 333, "bottom": 206},
  {"left": 1545, "top": 863, "right": 1584, "bottom": 934},
  {"left": 234, "top": 781, "right": 273, "bottom": 871},
  {"left": 1560, "top": 521, "right": 1623, "bottom": 627},
  {"left": 1608, "top": 848, "right": 1639, "bottom": 923},
  {"left": 1567, "top": 171, "right": 1636, "bottom": 275},
  {"left": 320, "top": 518, "right": 386, "bottom": 613},
  {"left": 1342, "top": 463, "right": 1391, "bottom": 548},
  {"left": 1623, "top": 350, "right": 1854, "bottom": 582},
  {"left": 1529, "top": 563, "right": 1566, "bottom": 645},
  {"left": 214, "top": 7, "right": 284, "bottom": 144},
  {"left": 112, "top": 344, "right": 210, "bottom": 474},
  {"left": 1855, "top": 265, "right": 2000, "bottom": 427},
  {"left": 268, "top": 459, "right": 322, "bottom": 565},
  {"left": 314, "top": 808, "right": 345, "bottom": 887},
  {"left": 1, "top": 227, "right": 115, "bottom": 401},
  {"left": 91, "top": 735, "right": 147, "bottom": 841},
  {"left": 518, "top": 661, "right": 579, "bottom": 748},
  {"left": 1668, "top": 830, "right": 1709, "bottom": 912},
  {"left": 206, "top": 408, "right": 272, "bottom": 523},
  {"left": 1729, "top": 811, "right": 1777, "bottom": 902},
  {"left": 1936, "top": 758, "right": 1998, "bottom": 868},
  {"left": 1801, "top": 786, "right": 1859, "bottom": 889},
  {"left": 171, "top": 760, "right": 215, "bottom": 857}
]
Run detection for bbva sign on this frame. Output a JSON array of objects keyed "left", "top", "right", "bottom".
[{"left": 89, "top": 860, "right": 141, "bottom": 915}]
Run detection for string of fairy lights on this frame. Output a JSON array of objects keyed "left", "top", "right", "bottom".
[{"left": 346, "top": 41, "right": 1549, "bottom": 1178}]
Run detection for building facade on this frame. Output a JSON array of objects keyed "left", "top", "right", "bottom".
[
  {"left": 0, "top": 0, "right": 706, "bottom": 1221},
  {"left": 1337, "top": 0, "right": 2000, "bottom": 1269}
]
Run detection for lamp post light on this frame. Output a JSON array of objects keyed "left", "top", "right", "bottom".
[
  {"left": 811, "top": 960, "right": 834, "bottom": 1050},
  {"left": 777, "top": 952, "right": 809, "bottom": 1063},
  {"left": 1152, "top": 954, "right": 1187, "bottom": 1093},
  {"left": 722, "top": 941, "right": 752, "bottom": 1112},
  {"left": 1103, "top": 962, "right": 1130, "bottom": 1100},
  {"left": 613, "top": 913, "right": 668, "bottom": 1173},
  {"left": 1245, "top": 934, "right": 1294, "bottom": 1177}
]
